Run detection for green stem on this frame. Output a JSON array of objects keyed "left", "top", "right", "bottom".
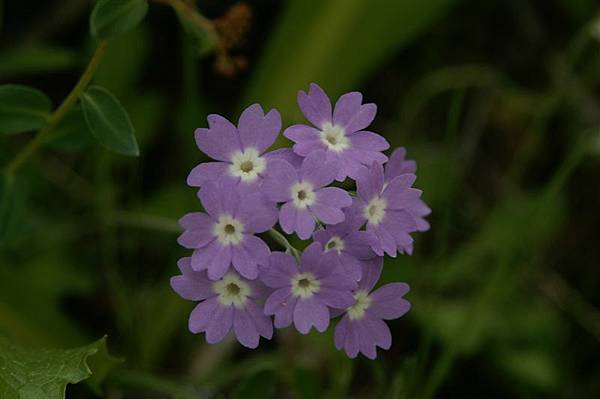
[
  {"left": 268, "top": 228, "right": 300, "bottom": 260},
  {"left": 4, "top": 40, "right": 109, "bottom": 175}
]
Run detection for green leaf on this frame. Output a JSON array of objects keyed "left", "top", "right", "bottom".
[
  {"left": 0, "top": 335, "right": 121, "bottom": 399},
  {"left": 85, "top": 338, "right": 124, "bottom": 395},
  {"left": 0, "top": 84, "right": 52, "bottom": 135},
  {"left": 49, "top": 106, "right": 94, "bottom": 151},
  {"left": 90, "top": 0, "right": 149, "bottom": 39},
  {"left": 80, "top": 85, "right": 139, "bottom": 156}
]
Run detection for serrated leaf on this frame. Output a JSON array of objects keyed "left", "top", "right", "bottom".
[
  {"left": 90, "top": 0, "right": 149, "bottom": 39},
  {"left": 0, "top": 335, "right": 121, "bottom": 399},
  {"left": 0, "top": 84, "right": 52, "bottom": 135},
  {"left": 80, "top": 85, "right": 139, "bottom": 156}
]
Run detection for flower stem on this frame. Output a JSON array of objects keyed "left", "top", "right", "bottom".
[
  {"left": 4, "top": 40, "right": 109, "bottom": 175},
  {"left": 267, "top": 228, "right": 301, "bottom": 260}
]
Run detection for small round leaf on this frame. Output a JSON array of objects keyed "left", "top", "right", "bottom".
[
  {"left": 0, "top": 84, "right": 52, "bottom": 135},
  {"left": 80, "top": 85, "right": 139, "bottom": 156}
]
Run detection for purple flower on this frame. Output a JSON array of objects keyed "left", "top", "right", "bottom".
[
  {"left": 312, "top": 209, "right": 377, "bottom": 281},
  {"left": 284, "top": 83, "right": 390, "bottom": 181},
  {"left": 260, "top": 242, "right": 357, "bottom": 334},
  {"left": 171, "top": 257, "right": 273, "bottom": 348},
  {"left": 354, "top": 162, "right": 422, "bottom": 256},
  {"left": 177, "top": 180, "right": 277, "bottom": 280},
  {"left": 264, "top": 147, "right": 303, "bottom": 169},
  {"left": 385, "top": 148, "right": 431, "bottom": 235},
  {"left": 334, "top": 258, "right": 411, "bottom": 359},
  {"left": 262, "top": 150, "right": 352, "bottom": 239},
  {"left": 187, "top": 104, "right": 281, "bottom": 189}
]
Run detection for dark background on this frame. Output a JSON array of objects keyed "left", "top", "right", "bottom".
[{"left": 1, "top": 0, "right": 599, "bottom": 397}]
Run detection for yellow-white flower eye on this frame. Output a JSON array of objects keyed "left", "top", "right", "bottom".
[
  {"left": 364, "top": 197, "right": 386, "bottom": 225},
  {"left": 290, "top": 272, "right": 320, "bottom": 299},
  {"left": 347, "top": 290, "right": 371, "bottom": 320},
  {"left": 213, "top": 273, "right": 251, "bottom": 307},
  {"left": 290, "top": 181, "right": 316, "bottom": 209},
  {"left": 324, "top": 236, "right": 345, "bottom": 253},
  {"left": 319, "top": 122, "right": 350, "bottom": 153},
  {"left": 229, "top": 148, "right": 266, "bottom": 182},
  {"left": 213, "top": 214, "right": 244, "bottom": 245}
]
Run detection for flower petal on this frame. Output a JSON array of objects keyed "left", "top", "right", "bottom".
[
  {"left": 187, "top": 162, "right": 230, "bottom": 187},
  {"left": 205, "top": 304, "right": 234, "bottom": 344},
  {"left": 318, "top": 286, "right": 355, "bottom": 309},
  {"left": 237, "top": 104, "right": 281, "bottom": 153},
  {"left": 237, "top": 193, "right": 278, "bottom": 233},
  {"left": 177, "top": 213, "right": 215, "bottom": 249},
  {"left": 349, "top": 131, "right": 389, "bottom": 152},
  {"left": 278, "top": 201, "right": 297, "bottom": 236},
  {"left": 171, "top": 259, "right": 214, "bottom": 301},
  {"left": 384, "top": 147, "right": 416, "bottom": 182},
  {"left": 198, "top": 180, "right": 240, "bottom": 217},
  {"left": 197, "top": 242, "right": 232, "bottom": 280},
  {"left": 283, "top": 124, "right": 321, "bottom": 145},
  {"left": 293, "top": 297, "right": 330, "bottom": 334},
  {"left": 356, "top": 163, "right": 384, "bottom": 202},
  {"left": 369, "top": 283, "right": 411, "bottom": 320},
  {"left": 333, "top": 92, "right": 376, "bottom": 133},
  {"left": 262, "top": 159, "right": 298, "bottom": 202},
  {"left": 264, "top": 286, "right": 292, "bottom": 315},
  {"left": 245, "top": 300, "right": 273, "bottom": 339},
  {"left": 194, "top": 114, "right": 241, "bottom": 161},
  {"left": 299, "top": 150, "right": 337, "bottom": 188},
  {"left": 309, "top": 203, "right": 345, "bottom": 225},
  {"left": 315, "top": 187, "right": 352, "bottom": 208},
  {"left": 295, "top": 208, "right": 316, "bottom": 240},
  {"left": 334, "top": 315, "right": 349, "bottom": 350},
  {"left": 231, "top": 245, "right": 258, "bottom": 279},
  {"left": 298, "top": 83, "right": 332, "bottom": 128},
  {"left": 189, "top": 297, "right": 219, "bottom": 333},
  {"left": 233, "top": 308, "right": 260, "bottom": 348},
  {"left": 264, "top": 147, "right": 303, "bottom": 169},
  {"left": 357, "top": 257, "right": 383, "bottom": 292},
  {"left": 260, "top": 252, "right": 297, "bottom": 288},
  {"left": 274, "top": 295, "right": 297, "bottom": 329},
  {"left": 243, "top": 235, "right": 270, "bottom": 266},
  {"left": 337, "top": 316, "right": 360, "bottom": 358}
]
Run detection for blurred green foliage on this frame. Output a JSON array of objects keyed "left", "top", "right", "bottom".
[{"left": 0, "top": 0, "right": 599, "bottom": 398}]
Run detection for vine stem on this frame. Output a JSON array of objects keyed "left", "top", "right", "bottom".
[
  {"left": 268, "top": 228, "right": 301, "bottom": 260},
  {"left": 4, "top": 40, "right": 109, "bottom": 175}
]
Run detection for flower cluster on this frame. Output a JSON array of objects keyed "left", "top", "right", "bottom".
[{"left": 172, "top": 83, "right": 430, "bottom": 359}]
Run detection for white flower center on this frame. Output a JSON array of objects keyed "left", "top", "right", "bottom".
[
  {"left": 291, "top": 272, "right": 320, "bottom": 299},
  {"left": 364, "top": 197, "right": 386, "bottom": 225},
  {"left": 213, "top": 214, "right": 244, "bottom": 245},
  {"left": 213, "top": 273, "right": 251, "bottom": 307},
  {"left": 324, "top": 235, "right": 345, "bottom": 253},
  {"left": 320, "top": 122, "right": 349, "bottom": 153},
  {"left": 290, "top": 181, "right": 316, "bottom": 209},
  {"left": 347, "top": 290, "right": 372, "bottom": 320},
  {"left": 229, "top": 148, "right": 266, "bottom": 182}
]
